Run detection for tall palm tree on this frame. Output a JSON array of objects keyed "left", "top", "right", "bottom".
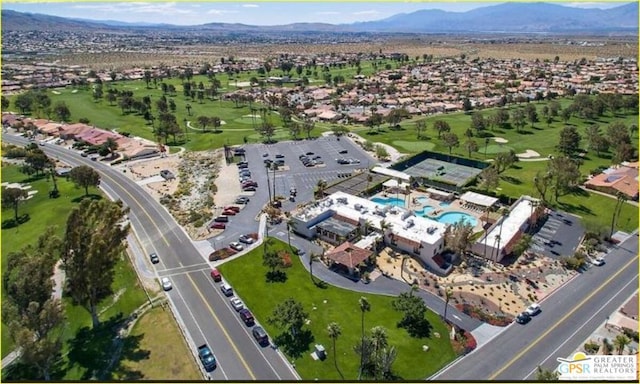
[
  {"left": 613, "top": 334, "right": 631, "bottom": 355},
  {"left": 286, "top": 218, "right": 295, "bottom": 249},
  {"left": 309, "top": 252, "right": 320, "bottom": 285},
  {"left": 265, "top": 163, "right": 273, "bottom": 203},
  {"left": 369, "top": 326, "right": 389, "bottom": 380},
  {"left": 495, "top": 208, "right": 510, "bottom": 259},
  {"left": 327, "top": 322, "right": 344, "bottom": 379},
  {"left": 358, "top": 297, "right": 371, "bottom": 380},
  {"left": 610, "top": 191, "right": 627, "bottom": 238},
  {"left": 443, "top": 286, "right": 453, "bottom": 323},
  {"left": 316, "top": 179, "right": 327, "bottom": 198}
]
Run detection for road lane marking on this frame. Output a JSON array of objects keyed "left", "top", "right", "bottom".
[
  {"left": 523, "top": 275, "right": 638, "bottom": 379},
  {"left": 489, "top": 254, "right": 639, "bottom": 379},
  {"left": 185, "top": 273, "right": 257, "bottom": 380}
]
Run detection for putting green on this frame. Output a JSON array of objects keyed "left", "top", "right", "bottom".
[
  {"left": 234, "top": 116, "right": 262, "bottom": 125},
  {"left": 483, "top": 144, "right": 515, "bottom": 154}
]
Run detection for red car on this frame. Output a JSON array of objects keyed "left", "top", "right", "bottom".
[
  {"left": 210, "top": 268, "right": 222, "bottom": 282},
  {"left": 211, "top": 222, "right": 226, "bottom": 229},
  {"left": 222, "top": 210, "right": 237, "bottom": 216},
  {"left": 224, "top": 206, "right": 240, "bottom": 213}
]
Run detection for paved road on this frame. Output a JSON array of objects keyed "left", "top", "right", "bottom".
[
  {"left": 4, "top": 135, "right": 298, "bottom": 380},
  {"left": 434, "top": 233, "right": 638, "bottom": 380}
]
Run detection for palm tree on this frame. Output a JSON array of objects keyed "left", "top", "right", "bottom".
[
  {"left": 443, "top": 286, "right": 453, "bottom": 323},
  {"left": 610, "top": 192, "right": 627, "bottom": 238},
  {"left": 309, "top": 252, "right": 320, "bottom": 285},
  {"left": 613, "top": 334, "right": 631, "bottom": 355},
  {"left": 265, "top": 163, "right": 273, "bottom": 203},
  {"left": 316, "top": 179, "right": 327, "bottom": 198},
  {"left": 495, "top": 208, "right": 510, "bottom": 260},
  {"left": 327, "top": 322, "right": 344, "bottom": 379},
  {"left": 369, "top": 326, "right": 389, "bottom": 380},
  {"left": 358, "top": 297, "right": 371, "bottom": 380},
  {"left": 286, "top": 218, "right": 295, "bottom": 249}
]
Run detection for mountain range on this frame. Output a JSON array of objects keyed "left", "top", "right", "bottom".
[{"left": 2, "top": 2, "right": 638, "bottom": 34}]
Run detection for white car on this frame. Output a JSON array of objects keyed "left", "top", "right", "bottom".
[
  {"left": 229, "top": 242, "right": 244, "bottom": 251},
  {"left": 591, "top": 257, "right": 605, "bottom": 266},
  {"left": 161, "top": 277, "right": 172, "bottom": 291},
  {"left": 230, "top": 297, "right": 244, "bottom": 311},
  {"left": 525, "top": 303, "right": 541, "bottom": 316}
]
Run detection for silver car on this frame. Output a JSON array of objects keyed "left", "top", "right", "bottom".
[{"left": 161, "top": 277, "right": 172, "bottom": 291}]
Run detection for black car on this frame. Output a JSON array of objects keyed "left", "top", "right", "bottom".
[
  {"left": 515, "top": 312, "right": 531, "bottom": 324},
  {"left": 338, "top": 149, "right": 348, "bottom": 154},
  {"left": 305, "top": 152, "right": 314, "bottom": 155},
  {"left": 149, "top": 253, "right": 159, "bottom": 264},
  {"left": 239, "top": 309, "right": 255, "bottom": 326},
  {"left": 275, "top": 154, "right": 285, "bottom": 158},
  {"left": 252, "top": 326, "right": 269, "bottom": 346}
]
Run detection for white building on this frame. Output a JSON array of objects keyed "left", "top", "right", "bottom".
[
  {"left": 471, "top": 196, "right": 541, "bottom": 262},
  {"left": 291, "top": 191, "right": 450, "bottom": 273}
]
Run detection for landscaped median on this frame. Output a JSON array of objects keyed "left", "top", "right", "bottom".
[{"left": 217, "top": 238, "right": 458, "bottom": 380}]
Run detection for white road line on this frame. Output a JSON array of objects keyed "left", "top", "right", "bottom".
[{"left": 523, "top": 275, "right": 638, "bottom": 379}]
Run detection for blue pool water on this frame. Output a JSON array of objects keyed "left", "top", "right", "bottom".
[
  {"left": 414, "top": 205, "right": 435, "bottom": 216},
  {"left": 434, "top": 212, "right": 478, "bottom": 226},
  {"left": 371, "top": 197, "right": 405, "bottom": 207},
  {"left": 416, "top": 196, "right": 429, "bottom": 204},
  {"left": 439, "top": 201, "right": 451, "bottom": 207}
]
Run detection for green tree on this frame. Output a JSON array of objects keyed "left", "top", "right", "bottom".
[
  {"left": 14, "top": 92, "right": 34, "bottom": 114},
  {"left": 61, "top": 199, "right": 129, "bottom": 328},
  {"left": 415, "top": 120, "right": 427, "bottom": 139},
  {"left": 470, "top": 112, "right": 486, "bottom": 134},
  {"left": 548, "top": 156, "right": 581, "bottom": 202},
  {"left": 512, "top": 235, "right": 533, "bottom": 257},
  {"left": 533, "top": 170, "right": 553, "bottom": 203},
  {"left": 511, "top": 108, "right": 526, "bottom": 133},
  {"left": 104, "top": 137, "right": 119, "bottom": 158},
  {"left": 558, "top": 126, "right": 582, "bottom": 156},
  {"left": 433, "top": 120, "right": 450, "bottom": 139},
  {"left": 525, "top": 104, "right": 538, "bottom": 127},
  {"left": 613, "top": 334, "right": 631, "bottom": 355},
  {"left": 1, "top": 187, "right": 28, "bottom": 221},
  {"left": 2, "top": 95, "right": 11, "bottom": 110},
  {"left": 610, "top": 192, "right": 628, "bottom": 238},
  {"left": 262, "top": 249, "right": 284, "bottom": 275},
  {"left": 375, "top": 144, "right": 389, "bottom": 160},
  {"left": 478, "top": 166, "right": 499, "bottom": 191},
  {"left": 69, "top": 165, "right": 100, "bottom": 196},
  {"left": 613, "top": 142, "right": 635, "bottom": 164},
  {"left": 25, "top": 148, "right": 53, "bottom": 176},
  {"left": 536, "top": 366, "right": 559, "bottom": 381},
  {"left": 445, "top": 219, "right": 474, "bottom": 261},
  {"left": 268, "top": 298, "right": 307, "bottom": 337},
  {"left": 442, "top": 132, "right": 459, "bottom": 155},
  {"left": 464, "top": 140, "right": 479, "bottom": 158},
  {"left": 327, "top": 322, "right": 344, "bottom": 379},
  {"left": 392, "top": 288, "right": 428, "bottom": 337},
  {"left": 54, "top": 101, "right": 71, "bottom": 121},
  {"left": 357, "top": 296, "right": 371, "bottom": 380}
]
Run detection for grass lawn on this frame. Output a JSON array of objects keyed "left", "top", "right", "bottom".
[
  {"left": 115, "top": 305, "right": 201, "bottom": 380},
  {"left": 1, "top": 163, "right": 154, "bottom": 381},
  {"left": 217, "top": 238, "right": 456, "bottom": 380},
  {"left": 1, "top": 164, "right": 101, "bottom": 357}
]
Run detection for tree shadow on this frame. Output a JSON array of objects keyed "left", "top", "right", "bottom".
[
  {"left": 71, "top": 194, "right": 103, "bottom": 203},
  {"left": 1, "top": 351, "right": 66, "bottom": 380},
  {"left": 66, "top": 313, "right": 149, "bottom": 380},
  {"left": 557, "top": 202, "right": 593, "bottom": 215},
  {"left": 266, "top": 270, "right": 288, "bottom": 283},
  {"left": 272, "top": 329, "right": 314, "bottom": 359},
  {"left": 397, "top": 317, "right": 432, "bottom": 338},
  {"left": 1, "top": 214, "right": 30, "bottom": 229},
  {"left": 313, "top": 279, "right": 328, "bottom": 289},
  {"left": 500, "top": 175, "right": 522, "bottom": 185}
]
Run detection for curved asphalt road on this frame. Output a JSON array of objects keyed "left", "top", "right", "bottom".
[{"left": 4, "top": 135, "right": 298, "bottom": 380}]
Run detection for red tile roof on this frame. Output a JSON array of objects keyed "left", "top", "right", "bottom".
[{"left": 325, "top": 242, "right": 372, "bottom": 269}]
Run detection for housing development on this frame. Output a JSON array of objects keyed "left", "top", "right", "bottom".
[{"left": 1, "top": 2, "right": 638, "bottom": 382}]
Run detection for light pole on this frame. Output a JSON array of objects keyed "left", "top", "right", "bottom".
[{"left": 183, "top": 118, "right": 188, "bottom": 141}]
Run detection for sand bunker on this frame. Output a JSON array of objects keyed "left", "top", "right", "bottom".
[
  {"left": 493, "top": 137, "right": 509, "bottom": 144},
  {"left": 516, "top": 149, "right": 541, "bottom": 158}
]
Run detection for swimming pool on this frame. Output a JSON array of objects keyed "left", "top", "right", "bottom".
[
  {"left": 414, "top": 205, "right": 435, "bottom": 216},
  {"left": 416, "top": 196, "right": 429, "bottom": 204},
  {"left": 434, "top": 212, "right": 478, "bottom": 226},
  {"left": 371, "top": 197, "right": 405, "bottom": 207},
  {"left": 439, "top": 201, "right": 451, "bottom": 207}
]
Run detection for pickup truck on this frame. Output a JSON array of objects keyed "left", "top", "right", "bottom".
[{"left": 197, "top": 344, "right": 216, "bottom": 371}]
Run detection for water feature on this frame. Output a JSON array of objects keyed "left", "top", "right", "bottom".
[
  {"left": 370, "top": 197, "right": 405, "bottom": 207},
  {"left": 414, "top": 205, "right": 435, "bottom": 216},
  {"left": 434, "top": 212, "right": 478, "bottom": 226}
]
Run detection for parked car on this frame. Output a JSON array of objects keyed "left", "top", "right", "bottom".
[
  {"left": 220, "top": 283, "right": 233, "bottom": 297},
  {"left": 252, "top": 326, "right": 269, "bottom": 346},
  {"left": 237, "top": 161, "right": 248, "bottom": 166},
  {"left": 149, "top": 252, "right": 159, "bottom": 264},
  {"left": 229, "top": 242, "right": 244, "bottom": 251},
  {"left": 338, "top": 149, "right": 348, "bottom": 154},
  {"left": 235, "top": 196, "right": 250, "bottom": 204},
  {"left": 239, "top": 308, "right": 255, "bottom": 326},
  {"left": 242, "top": 186, "right": 257, "bottom": 192},
  {"left": 591, "top": 257, "right": 605, "bottom": 266},
  {"left": 242, "top": 181, "right": 258, "bottom": 188},
  {"left": 275, "top": 154, "right": 285, "bottom": 158},
  {"left": 161, "top": 277, "right": 172, "bottom": 291},
  {"left": 210, "top": 268, "right": 222, "bottom": 282},
  {"left": 305, "top": 151, "right": 314, "bottom": 155},
  {"left": 275, "top": 159, "right": 285, "bottom": 166},
  {"left": 211, "top": 222, "right": 226, "bottom": 229},
  {"left": 197, "top": 344, "right": 217, "bottom": 371},
  {"left": 525, "top": 303, "right": 541, "bottom": 316},
  {"left": 515, "top": 312, "right": 531, "bottom": 324},
  {"left": 224, "top": 206, "right": 240, "bottom": 213},
  {"left": 222, "top": 209, "right": 236, "bottom": 216},
  {"left": 214, "top": 216, "right": 229, "bottom": 223},
  {"left": 239, "top": 235, "right": 254, "bottom": 244},
  {"left": 230, "top": 297, "right": 244, "bottom": 311}
]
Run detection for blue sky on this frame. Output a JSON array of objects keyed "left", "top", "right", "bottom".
[{"left": 1, "top": 2, "right": 628, "bottom": 26}]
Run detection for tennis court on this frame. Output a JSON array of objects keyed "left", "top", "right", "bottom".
[{"left": 403, "top": 158, "right": 483, "bottom": 187}]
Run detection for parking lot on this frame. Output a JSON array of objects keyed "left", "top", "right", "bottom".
[
  {"left": 530, "top": 211, "right": 585, "bottom": 259},
  {"left": 240, "top": 136, "right": 377, "bottom": 208}
]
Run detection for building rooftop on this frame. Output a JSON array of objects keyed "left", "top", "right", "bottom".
[
  {"left": 477, "top": 197, "right": 536, "bottom": 251},
  {"left": 296, "top": 191, "right": 447, "bottom": 245}
]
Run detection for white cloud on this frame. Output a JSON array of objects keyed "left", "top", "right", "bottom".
[
  {"left": 207, "top": 9, "right": 238, "bottom": 15},
  {"left": 565, "top": 2, "right": 618, "bottom": 9},
  {"left": 71, "top": 2, "right": 192, "bottom": 15},
  {"left": 242, "top": 4, "right": 259, "bottom": 8},
  {"left": 353, "top": 10, "right": 380, "bottom": 16},
  {"left": 316, "top": 11, "right": 340, "bottom": 15}
]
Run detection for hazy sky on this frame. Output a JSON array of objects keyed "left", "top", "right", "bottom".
[{"left": 1, "top": 1, "right": 629, "bottom": 26}]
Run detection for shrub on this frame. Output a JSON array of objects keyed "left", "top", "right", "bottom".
[
  {"left": 584, "top": 341, "right": 600, "bottom": 354},
  {"left": 279, "top": 251, "right": 292, "bottom": 268}
]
